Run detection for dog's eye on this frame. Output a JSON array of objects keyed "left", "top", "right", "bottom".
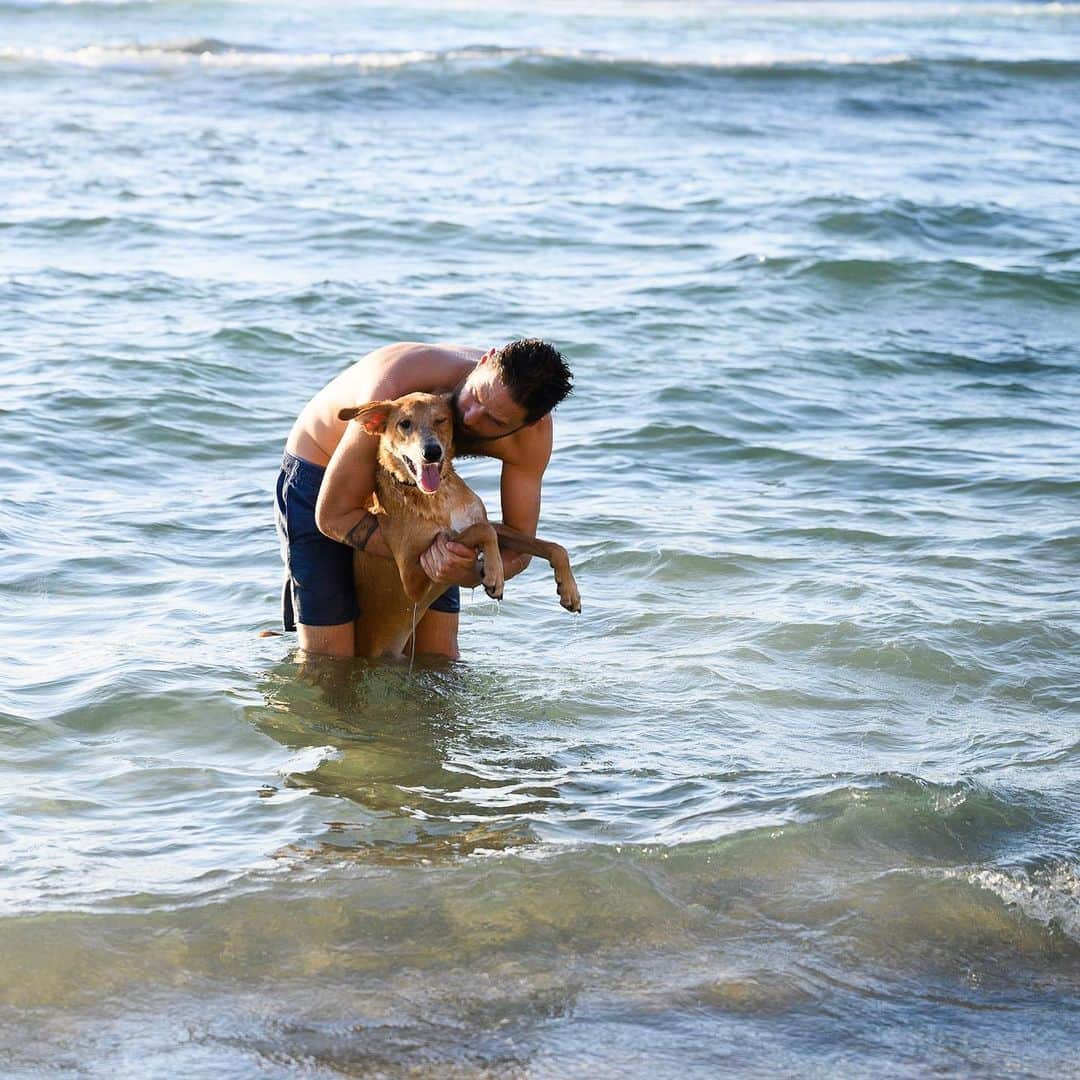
[
  {"left": 436, "top": 417, "right": 449, "bottom": 426},
  {"left": 398, "top": 419, "right": 412, "bottom": 432}
]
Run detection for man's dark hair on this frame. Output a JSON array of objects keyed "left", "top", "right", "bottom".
[{"left": 493, "top": 338, "right": 573, "bottom": 425}]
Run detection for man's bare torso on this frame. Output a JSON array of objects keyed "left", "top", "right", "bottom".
[{"left": 286, "top": 342, "right": 482, "bottom": 467}]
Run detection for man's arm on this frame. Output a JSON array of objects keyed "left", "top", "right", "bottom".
[
  {"left": 488, "top": 413, "right": 553, "bottom": 581},
  {"left": 313, "top": 416, "right": 392, "bottom": 558},
  {"left": 497, "top": 453, "right": 546, "bottom": 581}
]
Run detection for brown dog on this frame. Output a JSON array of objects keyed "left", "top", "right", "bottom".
[{"left": 338, "top": 392, "right": 581, "bottom": 658}]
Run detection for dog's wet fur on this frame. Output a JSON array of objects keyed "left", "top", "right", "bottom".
[{"left": 338, "top": 392, "right": 580, "bottom": 658}]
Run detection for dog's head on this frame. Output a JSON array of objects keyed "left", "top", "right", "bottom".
[{"left": 339, "top": 392, "right": 454, "bottom": 495}]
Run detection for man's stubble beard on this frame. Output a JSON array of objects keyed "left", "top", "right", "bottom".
[{"left": 450, "top": 379, "right": 525, "bottom": 455}]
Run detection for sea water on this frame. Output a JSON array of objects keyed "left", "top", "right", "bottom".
[{"left": 1, "top": 0, "right": 1078, "bottom": 1074}]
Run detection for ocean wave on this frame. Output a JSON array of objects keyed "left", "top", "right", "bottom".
[
  {"left": 645, "top": 773, "right": 1047, "bottom": 869},
  {"left": 962, "top": 859, "right": 1080, "bottom": 942},
  {"left": 810, "top": 196, "right": 1058, "bottom": 249},
  {"left": 4, "top": 40, "right": 1080, "bottom": 83},
  {"left": 781, "top": 255, "right": 1080, "bottom": 304},
  {"left": 0, "top": 40, "right": 456, "bottom": 71}
]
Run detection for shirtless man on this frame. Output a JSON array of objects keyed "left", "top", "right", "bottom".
[{"left": 275, "top": 339, "right": 574, "bottom": 659}]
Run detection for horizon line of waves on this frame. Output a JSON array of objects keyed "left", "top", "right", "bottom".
[
  {"left": 4, "top": 0, "right": 1080, "bottom": 18},
  {"left": 0, "top": 0, "right": 153, "bottom": 9},
  {"left": 5, "top": 42, "right": 1080, "bottom": 82}
]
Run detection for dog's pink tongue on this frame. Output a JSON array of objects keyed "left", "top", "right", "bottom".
[{"left": 419, "top": 463, "right": 442, "bottom": 493}]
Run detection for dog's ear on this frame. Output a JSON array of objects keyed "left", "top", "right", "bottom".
[{"left": 339, "top": 400, "right": 394, "bottom": 435}]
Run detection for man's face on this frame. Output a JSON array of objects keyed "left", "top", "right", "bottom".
[{"left": 453, "top": 353, "right": 528, "bottom": 440}]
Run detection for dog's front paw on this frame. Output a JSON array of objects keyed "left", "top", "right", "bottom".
[
  {"left": 483, "top": 568, "right": 504, "bottom": 602},
  {"left": 556, "top": 572, "right": 581, "bottom": 614}
]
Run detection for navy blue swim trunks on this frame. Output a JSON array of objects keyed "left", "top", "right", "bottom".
[{"left": 275, "top": 450, "right": 460, "bottom": 631}]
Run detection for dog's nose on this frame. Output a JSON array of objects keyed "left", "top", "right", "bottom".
[{"left": 422, "top": 443, "right": 443, "bottom": 464}]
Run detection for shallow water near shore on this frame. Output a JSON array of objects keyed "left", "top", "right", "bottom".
[{"left": 2, "top": 0, "right": 1079, "bottom": 1075}]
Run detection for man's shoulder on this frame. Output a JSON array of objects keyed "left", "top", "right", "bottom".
[
  {"left": 332, "top": 342, "right": 477, "bottom": 398},
  {"left": 379, "top": 342, "right": 479, "bottom": 396}
]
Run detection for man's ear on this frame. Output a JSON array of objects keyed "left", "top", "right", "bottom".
[{"left": 338, "top": 399, "right": 395, "bottom": 435}]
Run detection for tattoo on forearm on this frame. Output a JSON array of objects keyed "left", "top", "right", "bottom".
[{"left": 343, "top": 513, "right": 378, "bottom": 551}]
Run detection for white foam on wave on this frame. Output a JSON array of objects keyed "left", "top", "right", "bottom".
[
  {"left": 964, "top": 863, "right": 1080, "bottom": 942},
  {"left": 276, "top": 745, "right": 341, "bottom": 778},
  {"left": 0, "top": 41, "right": 919, "bottom": 73},
  {"left": 0, "top": 42, "right": 447, "bottom": 70},
  {"left": 3, "top": 36, "right": 1077, "bottom": 77}
]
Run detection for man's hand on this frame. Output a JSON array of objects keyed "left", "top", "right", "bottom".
[{"left": 420, "top": 532, "right": 482, "bottom": 587}]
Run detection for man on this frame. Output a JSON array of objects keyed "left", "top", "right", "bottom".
[{"left": 275, "top": 339, "right": 573, "bottom": 659}]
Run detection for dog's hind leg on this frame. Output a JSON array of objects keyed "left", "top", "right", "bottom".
[{"left": 492, "top": 524, "right": 581, "bottom": 613}]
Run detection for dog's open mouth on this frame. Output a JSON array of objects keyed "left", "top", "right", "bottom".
[{"left": 402, "top": 455, "right": 442, "bottom": 494}]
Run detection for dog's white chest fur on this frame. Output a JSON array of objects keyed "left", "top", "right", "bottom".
[{"left": 450, "top": 501, "right": 484, "bottom": 534}]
